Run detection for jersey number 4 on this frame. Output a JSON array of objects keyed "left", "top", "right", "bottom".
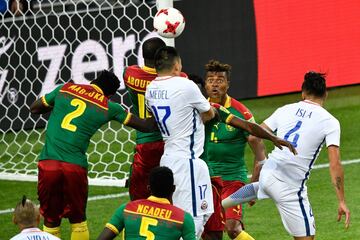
[
  {"left": 139, "top": 216, "right": 158, "bottom": 240},
  {"left": 284, "top": 120, "right": 302, "bottom": 147},
  {"left": 61, "top": 99, "right": 86, "bottom": 132}
]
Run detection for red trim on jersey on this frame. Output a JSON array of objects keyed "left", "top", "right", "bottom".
[
  {"left": 125, "top": 198, "right": 185, "bottom": 224},
  {"left": 229, "top": 97, "right": 253, "bottom": 120},
  {"left": 60, "top": 83, "right": 108, "bottom": 110},
  {"left": 124, "top": 65, "right": 157, "bottom": 92}
]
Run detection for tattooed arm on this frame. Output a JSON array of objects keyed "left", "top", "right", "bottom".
[{"left": 328, "top": 145, "right": 350, "bottom": 228}]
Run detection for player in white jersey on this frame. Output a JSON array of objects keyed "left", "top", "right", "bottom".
[
  {"left": 222, "top": 72, "right": 350, "bottom": 240},
  {"left": 145, "top": 46, "right": 216, "bottom": 238},
  {"left": 145, "top": 46, "right": 297, "bottom": 239},
  {"left": 11, "top": 196, "right": 60, "bottom": 240}
]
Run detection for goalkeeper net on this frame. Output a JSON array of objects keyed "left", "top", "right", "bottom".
[{"left": 0, "top": 0, "right": 171, "bottom": 187}]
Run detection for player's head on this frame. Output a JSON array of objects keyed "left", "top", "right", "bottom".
[
  {"left": 90, "top": 70, "right": 120, "bottom": 97},
  {"left": 204, "top": 60, "right": 232, "bottom": 102},
  {"left": 142, "top": 37, "right": 166, "bottom": 67},
  {"left": 302, "top": 71, "right": 327, "bottom": 99},
  {"left": 149, "top": 166, "right": 175, "bottom": 199},
  {"left": 154, "top": 46, "right": 182, "bottom": 76},
  {"left": 13, "top": 196, "right": 40, "bottom": 229}
]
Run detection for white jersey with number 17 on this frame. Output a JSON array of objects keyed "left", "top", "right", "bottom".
[
  {"left": 263, "top": 100, "right": 340, "bottom": 187},
  {"left": 145, "top": 76, "right": 211, "bottom": 159}
]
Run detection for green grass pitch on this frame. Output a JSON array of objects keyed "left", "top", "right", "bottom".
[{"left": 0, "top": 85, "right": 359, "bottom": 239}]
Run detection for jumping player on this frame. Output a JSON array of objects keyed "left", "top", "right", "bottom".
[
  {"left": 30, "top": 70, "right": 158, "bottom": 240},
  {"left": 223, "top": 72, "right": 351, "bottom": 240}
]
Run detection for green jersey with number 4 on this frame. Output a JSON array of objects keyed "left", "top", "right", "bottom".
[
  {"left": 39, "top": 83, "right": 130, "bottom": 168},
  {"left": 204, "top": 96, "right": 255, "bottom": 182}
]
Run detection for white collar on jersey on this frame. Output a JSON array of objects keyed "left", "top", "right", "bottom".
[{"left": 303, "top": 99, "right": 321, "bottom": 106}]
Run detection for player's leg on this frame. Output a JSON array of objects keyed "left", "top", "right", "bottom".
[
  {"left": 129, "top": 141, "right": 164, "bottom": 200},
  {"left": 223, "top": 180, "right": 254, "bottom": 240},
  {"left": 202, "top": 176, "right": 225, "bottom": 240},
  {"left": 263, "top": 174, "right": 315, "bottom": 239},
  {"left": 38, "top": 160, "right": 64, "bottom": 238},
  {"left": 62, "top": 161, "right": 89, "bottom": 240},
  {"left": 222, "top": 182, "right": 259, "bottom": 208}
]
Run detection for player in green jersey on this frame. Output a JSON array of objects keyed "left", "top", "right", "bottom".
[
  {"left": 30, "top": 70, "right": 158, "bottom": 240},
  {"left": 202, "top": 60, "right": 267, "bottom": 240},
  {"left": 97, "top": 166, "right": 196, "bottom": 240}
]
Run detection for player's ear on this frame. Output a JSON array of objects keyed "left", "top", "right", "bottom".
[
  {"left": 12, "top": 215, "right": 17, "bottom": 225},
  {"left": 172, "top": 184, "right": 176, "bottom": 193},
  {"left": 147, "top": 185, "right": 151, "bottom": 193}
]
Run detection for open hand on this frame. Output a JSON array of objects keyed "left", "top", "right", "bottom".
[
  {"left": 338, "top": 201, "right": 350, "bottom": 229},
  {"left": 273, "top": 137, "right": 297, "bottom": 155}
]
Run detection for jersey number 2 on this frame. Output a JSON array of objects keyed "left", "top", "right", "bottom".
[
  {"left": 61, "top": 99, "right": 86, "bottom": 132},
  {"left": 139, "top": 216, "right": 158, "bottom": 240},
  {"left": 284, "top": 120, "right": 302, "bottom": 147}
]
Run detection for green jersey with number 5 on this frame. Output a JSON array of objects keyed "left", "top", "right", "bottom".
[{"left": 38, "top": 83, "right": 131, "bottom": 168}]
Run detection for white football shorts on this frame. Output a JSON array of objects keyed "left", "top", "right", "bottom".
[
  {"left": 258, "top": 168, "right": 316, "bottom": 237},
  {"left": 160, "top": 155, "right": 214, "bottom": 217}
]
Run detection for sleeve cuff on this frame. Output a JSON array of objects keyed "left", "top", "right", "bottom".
[
  {"left": 123, "top": 112, "right": 132, "bottom": 125},
  {"left": 105, "top": 223, "right": 120, "bottom": 235},
  {"left": 41, "top": 96, "right": 50, "bottom": 107},
  {"left": 225, "top": 114, "right": 235, "bottom": 124}
]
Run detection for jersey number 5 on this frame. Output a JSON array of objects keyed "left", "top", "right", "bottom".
[
  {"left": 61, "top": 99, "right": 86, "bottom": 132},
  {"left": 284, "top": 120, "right": 302, "bottom": 147},
  {"left": 139, "top": 216, "right": 158, "bottom": 240}
]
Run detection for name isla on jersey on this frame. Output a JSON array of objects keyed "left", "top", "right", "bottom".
[{"left": 296, "top": 108, "right": 313, "bottom": 118}]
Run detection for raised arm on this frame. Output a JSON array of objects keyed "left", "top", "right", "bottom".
[{"left": 328, "top": 145, "right": 350, "bottom": 229}]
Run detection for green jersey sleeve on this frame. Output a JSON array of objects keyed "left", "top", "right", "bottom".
[
  {"left": 108, "top": 101, "right": 131, "bottom": 125},
  {"left": 42, "top": 84, "right": 63, "bottom": 107},
  {"left": 182, "top": 212, "right": 196, "bottom": 240},
  {"left": 106, "top": 203, "right": 126, "bottom": 235}
]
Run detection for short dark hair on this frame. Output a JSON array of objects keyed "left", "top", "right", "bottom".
[
  {"left": 302, "top": 71, "right": 327, "bottom": 98},
  {"left": 154, "top": 46, "right": 180, "bottom": 73},
  {"left": 142, "top": 37, "right": 166, "bottom": 60},
  {"left": 149, "top": 166, "right": 174, "bottom": 198},
  {"left": 90, "top": 70, "right": 120, "bottom": 97},
  {"left": 205, "top": 60, "right": 232, "bottom": 80}
]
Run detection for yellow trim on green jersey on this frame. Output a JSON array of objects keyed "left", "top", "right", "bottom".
[
  {"left": 41, "top": 96, "right": 50, "bottom": 107},
  {"left": 123, "top": 209, "right": 184, "bottom": 224},
  {"left": 123, "top": 112, "right": 132, "bottom": 125},
  {"left": 225, "top": 114, "right": 235, "bottom": 124},
  {"left": 90, "top": 84, "right": 104, "bottom": 94},
  {"left": 105, "top": 223, "right": 120, "bottom": 235},
  {"left": 142, "top": 66, "right": 157, "bottom": 74},
  {"left": 147, "top": 196, "right": 171, "bottom": 205},
  {"left": 223, "top": 95, "right": 231, "bottom": 108}
]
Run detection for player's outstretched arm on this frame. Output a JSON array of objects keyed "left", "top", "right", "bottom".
[
  {"left": 328, "top": 145, "right": 350, "bottom": 229},
  {"left": 125, "top": 114, "right": 159, "bottom": 133},
  {"left": 97, "top": 228, "right": 117, "bottom": 240},
  {"left": 30, "top": 97, "right": 53, "bottom": 114}
]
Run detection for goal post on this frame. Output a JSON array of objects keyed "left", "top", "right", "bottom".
[{"left": 0, "top": 0, "right": 173, "bottom": 187}]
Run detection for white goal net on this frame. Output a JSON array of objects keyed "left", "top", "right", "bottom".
[{"left": 0, "top": 0, "right": 172, "bottom": 186}]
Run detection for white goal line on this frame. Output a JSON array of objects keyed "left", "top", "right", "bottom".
[{"left": 0, "top": 158, "right": 359, "bottom": 215}]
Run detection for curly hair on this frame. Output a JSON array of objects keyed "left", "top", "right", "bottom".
[{"left": 205, "top": 60, "right": 232, "bottom": 80}]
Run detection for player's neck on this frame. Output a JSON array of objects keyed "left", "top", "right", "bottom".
[
  {"left": 209, "top": 95, "right": 227, "bottom": 106},
  {"left": 303, "top": 97, "right": 323, "bottom": 106}
]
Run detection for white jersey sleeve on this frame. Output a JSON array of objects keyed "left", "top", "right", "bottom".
[
  {"left": 263, "top": 107, "right": 282, "bottom": 131},
  {"left": 324, "top": 118, "right": 341, "bottom": 147},
  {"left": 183, "top": 80, "right": 210, "bottom": 113}
]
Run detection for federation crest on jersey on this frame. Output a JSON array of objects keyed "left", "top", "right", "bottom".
[{"left": 201, "top": 200, "right": 208, "bottom": 210}]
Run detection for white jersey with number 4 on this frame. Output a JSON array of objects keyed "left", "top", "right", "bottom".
[
  {"left": 145, "top": 76, "right": 211, "bottom": 159},
  {"left": 263, "top": 100, "right": 340, "bottom": 187}
]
